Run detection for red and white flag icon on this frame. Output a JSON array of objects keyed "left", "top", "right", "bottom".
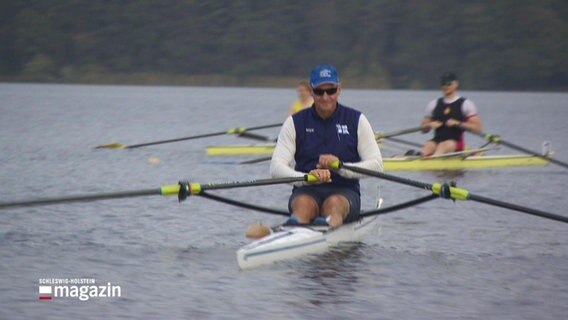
[{"left": 39, "top": 286, "right": 52, "bottom": 300}]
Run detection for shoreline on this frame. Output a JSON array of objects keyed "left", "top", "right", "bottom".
[
  {"left": 0, "top": 73, "right": 565, "bottom": 92},
  {"left": 0, "top": 73, "right": 393, "bottom": 90}
]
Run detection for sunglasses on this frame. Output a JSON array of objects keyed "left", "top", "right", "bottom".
[
  {"left": 441, "top": 81, "right": 454, "bottom": 86},
  {"left": 313, "top": 87, "right": 338, "bottom": 96}
]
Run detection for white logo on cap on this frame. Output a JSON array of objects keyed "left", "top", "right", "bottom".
[{"left": 319, "top": 69, "right": 332, "bottom": 78}]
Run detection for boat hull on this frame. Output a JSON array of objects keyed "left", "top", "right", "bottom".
[
  {"left": 207, "top": 144, "right": 276, "bottom": 156},
  {"left": 382, "top": 154, "right": 549, "bottom": 171},
  {"left": 206, "top": 145, "right": 550, "bottom": 170},
  {"left": 236, "top": 216, "right": 379, "bottom": 269}
]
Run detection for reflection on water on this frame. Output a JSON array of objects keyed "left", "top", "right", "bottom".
[
  {"left": 290, "top": 243, "right": 366, "bottom": 306},
  {"left": 433, "top": 170, "right": 466, "bottom": 180}
]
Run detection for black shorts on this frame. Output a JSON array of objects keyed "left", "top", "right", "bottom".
[
  {"left": 288, "top": 185, "right": 361, "bottom": 223},
  {"left": 430, "top": 137, "right": 457, "bottom": 143}
]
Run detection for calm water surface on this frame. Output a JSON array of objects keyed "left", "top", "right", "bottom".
[{"left": 0, "top": 84, "right": 567, "bottom": 319}]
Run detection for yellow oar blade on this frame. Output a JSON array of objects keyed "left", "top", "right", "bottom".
[{"left": 95, "top": 142, "right": 127, "bottom": 149}]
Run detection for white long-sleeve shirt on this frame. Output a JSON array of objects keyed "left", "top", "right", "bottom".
[{"left": 270, "top": 114, "right": 383, "bottom": 181}]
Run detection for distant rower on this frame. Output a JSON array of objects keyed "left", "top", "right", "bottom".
[
  {"left": 420, "top": 72, "right": 482, "bottom": 156},
  {"left": 288, "top": 81, "right": 314, "bottom": 115}
]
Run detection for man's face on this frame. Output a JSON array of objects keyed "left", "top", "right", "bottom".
[
  {"left": 312, "top": 84, "right": 340, "bottom": 113},
  {"left": 441, "top": 80, "right": 458, "bottom": 96}
]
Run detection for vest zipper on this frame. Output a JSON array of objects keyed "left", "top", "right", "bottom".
[{"left": 324, "top": 120, "right": 328, "bottom": 149}]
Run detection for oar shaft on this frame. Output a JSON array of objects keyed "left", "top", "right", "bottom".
[
  {"left": 0, "top": 174, "right": 312, "bottom": 210},
  {"left": 360, "top": 194, "right": 438, "bottom": 218},
  {"left": 339, "top": 163, "right": 431, "bottom": 190},
  {"left": 117, "top": 123, "right": 282, "bottom": 149},
  {"left": 126, "top": 132, "right": 226, "bottom": 148},
  {"left": 199, "top": 191, "right": 289, "bottom": 216},
  {"left": 382, "top": 137, "right": 423, "bottom": 148},
  {"left": 242, "top": 123, "right": 284, "bottom": 131},
  {"left": 336, "top": 161, "right": 568, "bottom": 224},
  {"left": 463, "top": 127, "right": 568, "bottom": 169},
  {"left": 498, "top": 140, "right": 568, "bottom": 169},
  {"left": 199, "top": 176, "right": 313, "bottom": 193},
  {"left": 469, "top": 194, "right": 568, "bottom": 223},
  {"left": 239, "top": 156, "right": 273, "bottom": 165},
  {"left": 425, "top": 146, "right": 499, "bottom": 159},
  {"left": 0, "top": 188, "right": 160, "bottom": 209},
  {"left": 376, "top": 126, "right": 424, "bottom": 139},
  {"left": 237, "top": 132, "right": 277, "bottom": 143}
]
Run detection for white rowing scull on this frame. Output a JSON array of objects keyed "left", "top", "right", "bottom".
[{"left": 236, "top": 199, "right": 382, "bottom": 269}]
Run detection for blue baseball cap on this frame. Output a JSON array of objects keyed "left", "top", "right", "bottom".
[{"left": 310, "top": 65, "right": 339, "bottom": 88}]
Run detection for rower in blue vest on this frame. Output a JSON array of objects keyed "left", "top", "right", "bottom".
[{"left": 270, "top": 65, "right": 383, "bottom": 228}]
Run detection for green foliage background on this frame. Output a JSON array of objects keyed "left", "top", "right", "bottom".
[{"left": 1, "top": 0, "right": 566, "bottom": 90}]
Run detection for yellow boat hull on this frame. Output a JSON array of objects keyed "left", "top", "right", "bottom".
[
  {"left": 382, "top": 154, "right": 549, "bottom": 171},
  {"left": 206, "top": 144, "right": 550, "bottom": 170},
  {"left": 206, "top": 144, "right": 276, "bottom": 156}
]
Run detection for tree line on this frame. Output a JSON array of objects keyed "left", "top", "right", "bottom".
[{"left": 1, "top": 0, "right": 566, "bottom": 90}]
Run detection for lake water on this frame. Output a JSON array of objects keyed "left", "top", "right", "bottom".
[{"left": 0, "top": 83, "right": 567, "bottom": 319}]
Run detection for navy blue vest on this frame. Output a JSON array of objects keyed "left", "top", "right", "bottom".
[{"left": 292, "top": 103, "right": 361, "bottom": 194}]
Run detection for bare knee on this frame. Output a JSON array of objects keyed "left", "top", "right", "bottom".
[
  {"left": 321, "top": 195, "right": 349, "bottom": 227},
  {"left": 434, "top": 140, "right": 456, "bottom": 155},
  {"left": 291, "top": 195, "right": 318, "bottom": 223},
  {"left": 422, "top": 141, "right": 436, "bottom": 157},
  {"left": 322, "top": 195, "right": 348, "bottom": 210}
]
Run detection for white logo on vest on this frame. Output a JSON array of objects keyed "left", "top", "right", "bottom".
[
  {"left": 319, "top": 69, "right": 332, "bottom": 78},
  {"left": 336, "top": 124, "right": 349, "bottom": 135}
]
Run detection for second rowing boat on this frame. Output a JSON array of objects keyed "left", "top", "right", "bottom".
[{"left": 206, "top": 144, "right": 550, "bottom": 171}]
